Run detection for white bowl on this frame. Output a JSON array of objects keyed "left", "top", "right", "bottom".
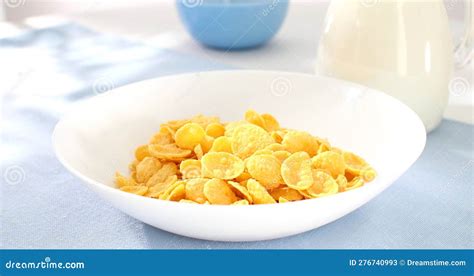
[{"left": 52, "top": 71, "right": 426, "bottom": 242}]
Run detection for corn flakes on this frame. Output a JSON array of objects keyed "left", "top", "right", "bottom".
[
  {"left": 245, "top": 109, "right": 266, "bottom": 128},
  {"left": 205, "top": 123, "right": 225, "bottom": 138},
  {"left": 148, "top": 144, "right": 191, "bottom": 161},
  {"left": 278, "top": 197, "right": 289, "bottom": 203},
  {"left": 246, "top": 179, "right": 276, "bottom": 204},
  {"left": 203, "top": 178, "right": 238, "bottom": 205},
  {"left": 306, "top": 170, "right": 338, "bottom": 197},
  {"left": 227, "top": 181, "right": 253, "bottom": 203},
  {"left": 184, "top": 178, "right": 208, "bottom": 204},
  {"left": 180, "top": 159, "right": 201, "bottom": 179},
  {"left": 209, "top": 136, "right": 232, "bottom": 153},
  {"left": 261, "top": 113, "right": 280, "bottom": 132},
  {"left": 175, "top": 123, "right": 205, "bottom": 150},
  {"left": 146, "top": 162, "right": 178, "bottom": 186},
  {"left": 246, "top": 154, "right": 282, "bottom": 189},
  {"left": 269, "top": 187, "right": 303, "bottom": 201},
  {"left": 120, "top": 185, "right": 148, "bottom": 196},
  {"left": 282, "top": 131, "right": 319, "bottom": 156},
  {"left": 311, "top": 151, "right": 345, "bottom": 178},
  {"left": 116, "top": 110, "right": 376, "bottom": 205},
  {"left": 281, "top": 152, "right": 314, "bottom": 190},
  {"left": 233, "top": 199, "right": 250, "bottom": 205},
  {"left": 231, "top": 124, "right": 273, "bottom": 159},
  {"left": 115, "top": 172, "right": 138, "bottom": 187},
  {"left": 135, "top": 145, "right": 150, "bottom": 161},
  {"left": 147, "top": 175, "right": 178, "bottom": 198},
  {"left": 200, "top": 135, "right": 215, "bottom": 153},
  {"left": 136, "top": 157, "right": 162, "bottom": 183},
  {"left": 201, "top": 152, "right": 244, "bottom": 180},
  {"left": 167, "top": 183, "right": 186, "bottom": 201}
]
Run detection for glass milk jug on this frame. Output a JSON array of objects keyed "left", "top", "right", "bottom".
[{"left": 315, "top": 0, "right": 472, "bottom": 132}]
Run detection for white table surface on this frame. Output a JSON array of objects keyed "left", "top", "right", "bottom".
[{"left": 0, "top": 0, "right": 472, "bottom": 124}]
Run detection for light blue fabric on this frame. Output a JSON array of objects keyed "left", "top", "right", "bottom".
[{"left": 1, "top": 24, "right": 472, "bottom": 249}]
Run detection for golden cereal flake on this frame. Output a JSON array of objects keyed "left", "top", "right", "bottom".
[
  {"left": 278, "top": 197, "right": 289, "bottom": 203},
  {"left": 235, "top": 171, "right": 252, "bottom": 182},
  {"left": 136, "top": 156, "right": 162, "bottom": 183},
  {"left": 233, "top": 199, "right": 249, "bottom": 205},
  {"left": 201, "top": 152, "right": 245, "bottom": 180},
  {"left": 281, "top": 152, "right": 313, "bottom": 190},
  {"left": 269, "top": 187, "right": 304, "bottom": 201},
  {"left": 150, "top": 131, "right": 173, "bottom": 145},
  {"left": 306, "top": 170, "right": 338, "bottom": 197},
  {"left": 345, "top": 177, "right": 365, "bottom": 191},
  {"left": 185, "top": 178, "right": 208, "bottom": 204},
  {"left": 190, "top": 114, "right": 220, "bottom": 129},
  {"left": 203, "top": 179, "right": 238, "bottom": 205},
  {"left": 246, "top": 179, "right": 276, "bottom": 204},
  {"left": 311, "top": 151, "right": 346, "bottom": 178},
  {"left": 265, "top": 143, "right": 286, "bottom": 152},
  {"left": 115, "top": 172, "right": 138, "bottom": 188},
  {"left": 244, "top": 109, "right": 267, "bottom": 129},
  {"left": 246, "top": 154, "right": 282, "bottom": 189},
  {"left": 167, "top": 183, "right": 186, "bottom": 201},
  {"left": 135, "top": 145, "right": 150, "bottom": 161},
  {"left": 231, "top": 124, "right": 273, "bottom": 159},
  {"left": 261, "top": 113, "right": 280, "bottom": 132},
  {"left": 148, "top": 144, "right": 192, "bottom": 161},
  {"left": 147, "top": 175, "right": 178, "bottom": 198},
  {"left": 159, "top": 180, "right": 185, "bottom": 200},
  {"left": 272, "top": 150, "right": 291, "bottom": 163},
  {"left": 146, "top": 162, "right": 178, "bottom": 186},
  {"left": 205, "top": 123, "right": 225, "bottom": 138},
  {"left": 335, "top": 174, "right": 348, "bottom": 192},
  {"left": 120, "top": 185, "right": 148, "bottom": 196},
  {"left": 209, "top": 136, "right": 233, "bottom": 153},
  {"left": 199, "top": 135, "right": 215, "bottom": 153},
  {"left": 224, "top": 120, "right": 249, "bottom": 137},
  {"left": 227, "top": 181, "right": 253, "bottom": 203},
  {"left": 282, "top": 131, "right": 319, "bottom": 156},
  {"left": 175, "top": 123, "right": 206, "bottom": 150},
  {"left": 162, "top": 119, "right": 189, "bottom": 131},
  {"left": 194, "top": 144, "right": 204, "bottom": 160},
  {"left": 179, "top": 159, "right": 202, "bottom": 179}
]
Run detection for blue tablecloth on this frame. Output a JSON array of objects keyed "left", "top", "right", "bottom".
[{"left": 1, "top": 24, "right": 472, "bottom": 249}]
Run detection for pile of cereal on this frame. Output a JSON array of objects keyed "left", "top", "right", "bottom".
[{"left": 115, "top": 110, "right": 376, "bottom": 205}]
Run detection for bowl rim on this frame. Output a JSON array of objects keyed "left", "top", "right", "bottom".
[{"left": 52, "top": 70, "right": 426, "bottom": 210}]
